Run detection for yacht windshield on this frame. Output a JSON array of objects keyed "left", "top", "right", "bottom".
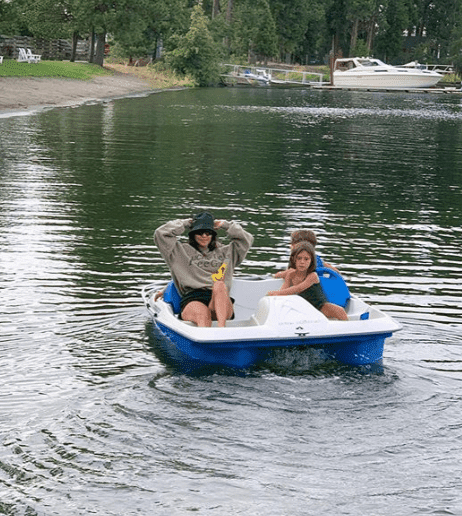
[{"left": 358, "top": 59, "right": 383, "bottom": 67}]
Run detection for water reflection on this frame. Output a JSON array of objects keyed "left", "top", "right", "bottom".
[
  {"left": 0, "top": 87, "right": 462, "bottom": 515},
  {"left": 1, "top": 89, "right": 461, "bottom": 321}
]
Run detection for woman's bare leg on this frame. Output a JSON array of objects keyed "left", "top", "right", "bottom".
[
  {"left": 181, "top": 301, "right": 212, "bottom": 327},
  {"left": 209, "top": 281, "right": 233, "bottom": 327}
]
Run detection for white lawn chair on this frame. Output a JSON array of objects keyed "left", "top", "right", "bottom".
[
  {"left": 26, "top": 48, "right": 41, "bottom": 63},
  {"left": 17, "top": 48, "right": 29, "bottom": 62},
  {"left": 27, "top": 48, "right": 41, "bottom": 63},
  {"left": 17, "top": 47, "right": 41, "bottom": 63}
]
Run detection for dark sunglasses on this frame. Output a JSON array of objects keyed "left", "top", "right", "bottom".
[{"left": 196, "top": 230, "right": 213, "bottom": 236}]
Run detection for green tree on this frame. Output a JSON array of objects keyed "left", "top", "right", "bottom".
[
  {"left": 0, "top": 0, "right": 20, "bottom": 35},
  {"left": 346, "top": 0, "right": 376, "bottom": 56},
  {"left": 230, "top": 0, "right": 278, "bottom": 62},
  {"left": 0, "top": 0, "right": 34, "bottom": 35},
  {"left": 447, "top": 0, "right": 462, "bottom": 72},
  {"left": 325, "top": 0, "right": 349, "bottom": 57},
  {"left": 425, "top": 0, "right": 462, "bottom": 61},
  {"left": 3, "top": 0, "right": 461, "bottom": 72},
  {"left": 251, "top": 0, "right": 278, "bottom": 61},
  {"left": 23, "top": 0, "right": 73, "bottom": 39},
  {"left": 109, "top": 0, "right": 191, "bottom": 61},
  {"left": 296, "top": 0, "right": 328, "bottom": 63},
  {"left": 165, "top": 2, "right": 221, "bottom": 86},
  {"left": 374, "top": 0, "right": 410, "bottom": 62},
  {"left": 270, "top": 0, "right": 311, "bottom": 61},
  {"left": 325, "top": 0, "right": 383, "bottom": 58}
]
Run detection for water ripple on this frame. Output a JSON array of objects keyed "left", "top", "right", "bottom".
[{"left": 1, "top": 87, "right": 462, "bottom": 516}]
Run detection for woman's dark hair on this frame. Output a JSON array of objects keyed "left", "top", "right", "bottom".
[
  {"left": 289, "top": 242, "right": 316, "bottom": 274},
  {"left": 188, "top": 231, "right": 218, "bottom": 252}
]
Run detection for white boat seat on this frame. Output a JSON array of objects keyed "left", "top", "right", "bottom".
[
  {"left": 253, "top": 296, "right": 271, "bottom": 325},
  {"left": 253, "top": 295, "right": 327, "bottom": 326}
]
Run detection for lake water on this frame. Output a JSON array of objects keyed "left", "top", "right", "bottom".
[{"left": 0, "top": 86, "right": 461, "bottom": 515}]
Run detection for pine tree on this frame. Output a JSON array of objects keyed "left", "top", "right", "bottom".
[{"left": 165, "top": 2, "right": 222, "bottom": 86}]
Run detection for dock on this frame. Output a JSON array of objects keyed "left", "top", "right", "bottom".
[
  {"left": 311, "top": 84, "right": 462, "bottom": 94},
  {"left": 220, "top": 64, "right": 324, "bottom": 87},
  {"left": 220, "top": 63, "right": 462, "bottom": 94}
]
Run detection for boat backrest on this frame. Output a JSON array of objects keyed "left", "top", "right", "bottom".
[
  {"left": 231, "top": 276, "right": 283, "bottom": 320},
  {"left": 163, "top": 280, "right": 182, "bottom": 314},
  {"left": 317, "top": 267, "right": 351, "bottom": 308}
]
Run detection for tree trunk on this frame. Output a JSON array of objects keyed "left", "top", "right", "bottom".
[
  {"left": 212, "top": 0, "right": 220, "bottom": 18},
  {"left": 226, "top": 0, "right": 233, "bottom": 22},
  {"left": 366, "top": 17, "right": 375, "bottom": 52},
  {"left": 94, "top": 33, "right": 106, "bottom": 66},
  {"left": 223, "top": 0, "right": 233, "bottom": 51},
  {"left": 350, "top": 19, "right": 358, "bottom": 56},
  {"left": 70, "top": 32, "right": 78, "bottom": 62},
  {"left": 333, "top": 33, "right": 340, "bottom": 59},
  {"left": 89, "top": 30, "right": 95, "bottom": 63}
]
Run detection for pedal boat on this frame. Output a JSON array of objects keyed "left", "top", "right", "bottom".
[{"left": 142, "top": 268, "right": 402, "bottom": 369}]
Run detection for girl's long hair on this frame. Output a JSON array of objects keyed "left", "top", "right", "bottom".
[
  {"left": 188, "top": 232, "right": 218, "bottom": 252},
  {"left": 289, "top": 242, "right": 316, "bottom": 274}
]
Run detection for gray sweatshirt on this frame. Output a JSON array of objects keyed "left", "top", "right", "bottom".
[{"left": 154, "top": 219, "right": 254, "bottom": 296}]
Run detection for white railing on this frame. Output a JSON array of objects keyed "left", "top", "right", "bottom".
[{"left": 220, "top": 64, "right": 326, "bottom": 86}]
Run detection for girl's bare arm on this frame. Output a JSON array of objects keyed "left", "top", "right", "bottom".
[{"left": 267, "top": 271, "right": 318, "bottom": 296}]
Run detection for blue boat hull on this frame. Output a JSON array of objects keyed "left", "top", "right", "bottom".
[
  {"left": 142, "top": 275, "right": 401, "bottom": 371},
  {"left": 155, "top": 320, "right": 389, "bottom": 369}
]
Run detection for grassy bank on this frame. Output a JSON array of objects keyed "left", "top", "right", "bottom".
[
  {"left": 104, "top": 61, "right": 194, "bottom": 89},
  {"left": 0, "top": 59, "right": 113, "bottom": 79},
  {"left": 0, "top": 58, "right": 194, "bottom": 89}
]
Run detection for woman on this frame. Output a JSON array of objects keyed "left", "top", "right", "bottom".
[{"left": 154, "top": 211, "right": 253, "bottom": 327}]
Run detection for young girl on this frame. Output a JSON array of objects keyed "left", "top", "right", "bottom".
[
  {"left": 273, "top": 229, "right": 339, "bottom": 279},
  {"left": 268, "top": 242, "right": 348, "bottom": 321}
]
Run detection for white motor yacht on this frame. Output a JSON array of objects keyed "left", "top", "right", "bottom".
[{"left": 333, "top": 57, "right": 442, "bottom": 89}]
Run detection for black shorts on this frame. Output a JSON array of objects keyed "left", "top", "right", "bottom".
[
  {"left": 180, "top": 288, "right": 213, "bottom": 312},
  {"left": 179, "top": 288, "right": 235, "bottom": 319}
]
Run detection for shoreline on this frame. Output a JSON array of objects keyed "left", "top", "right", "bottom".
[{"left": 0, "top": 72, "right": 162, "bottom": 117}]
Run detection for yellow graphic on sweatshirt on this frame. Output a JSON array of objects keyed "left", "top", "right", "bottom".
[{"left": 211, "top": 262, "right": 228, "bottom": 282}]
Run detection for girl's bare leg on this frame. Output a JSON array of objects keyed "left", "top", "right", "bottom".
[{"left": 321, "top": 302, "right": 348, "bottom": 321}]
